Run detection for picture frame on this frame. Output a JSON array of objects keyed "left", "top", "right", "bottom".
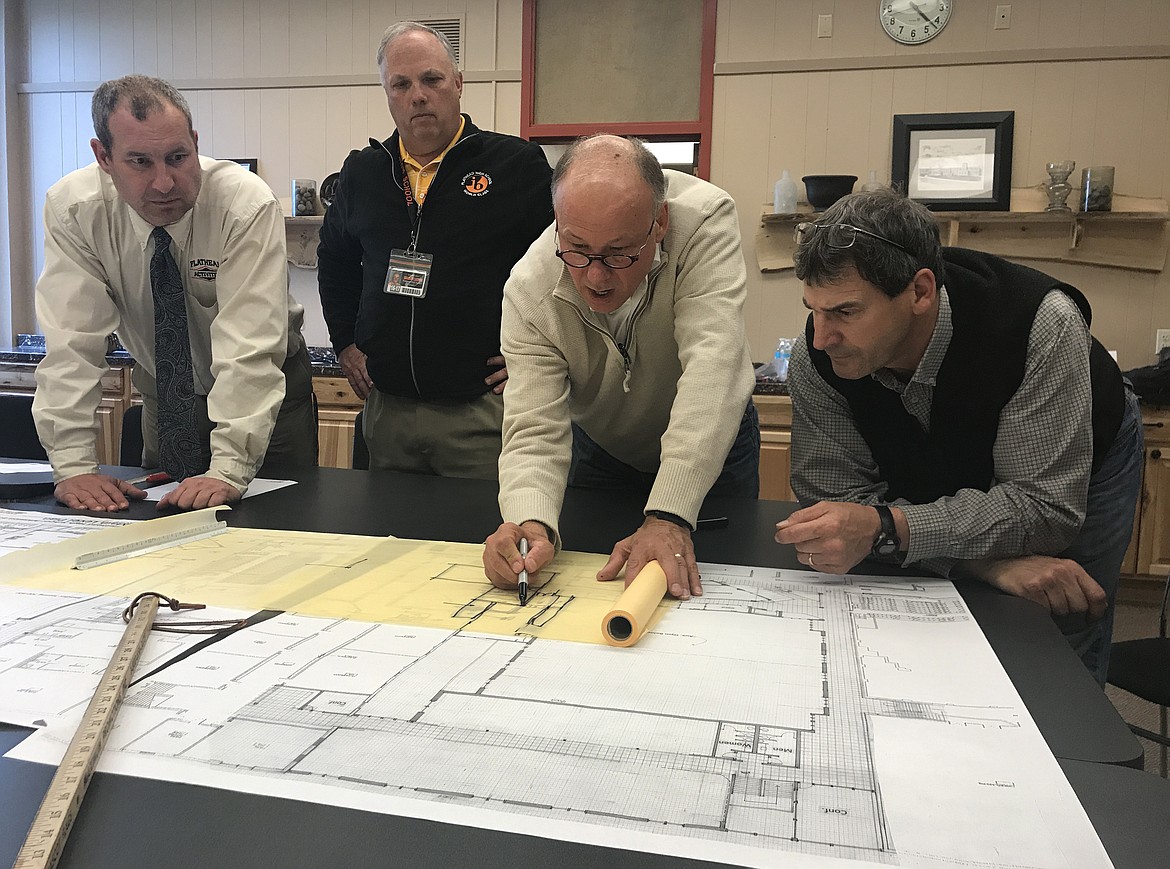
[
  {"left": 228, "top": 157, "right": 259, "bottom": 173},
  {"left": 891, "top": 111, "right": 1014, "bottom": 211}
]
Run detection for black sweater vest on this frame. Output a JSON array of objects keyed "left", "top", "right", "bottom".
[{"left": 806, "top": 248, "right": 1124, "bottom": 503}]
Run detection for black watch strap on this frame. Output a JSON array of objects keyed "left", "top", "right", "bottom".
[
  {"left": 872, "top": 505, "right": 900, "bottom": 558},
  {"left": 646, "top": 510, "right": 693, "bottom": 531}
]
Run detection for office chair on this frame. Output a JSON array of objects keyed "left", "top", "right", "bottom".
[
  {"left": 1107, "top": 572, "right": 1170, "bottom": 777},
  {"left": 0, "top": 394, "right": 49, "bottom": 460},
  {"left": 352, "top": 410, "right": 369, "bottom": 470},
  {"left": 120, "top": 404, "right": 145, "bottom": 467}
]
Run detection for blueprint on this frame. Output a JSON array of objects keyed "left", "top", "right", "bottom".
[
  {"left": 7, "top": 565, "right": 1112, "bottom": 869},
  {"left": 0, "top": 587, "right": 247, "bottom": 727},
  {"left": 3, "top": 521, "right": 663, "bottom": 646},
  {"left": 0, "top": 506, "right": 134, "bottom": 558}
]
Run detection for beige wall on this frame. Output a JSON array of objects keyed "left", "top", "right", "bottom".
[
  {"left": 9, "top": 0, "right": 1170, "bottom": 369},
  {"left": 711, "top": 0, "right": 1170, "bottom": 371}
]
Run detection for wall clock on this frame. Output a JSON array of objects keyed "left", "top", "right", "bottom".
[{"left": 880, "top": 1, "right": 951, "bottom": 45}]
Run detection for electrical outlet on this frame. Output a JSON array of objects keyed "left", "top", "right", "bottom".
[
  {"left": 994, "top": 5, "right": 1011, "bottom": 29},
  {"left": 1157, "top": 329, "right": 1170, "bottom": 354},
  {"left": 817, "top": 14, "right": 833, "bottom": 38}
]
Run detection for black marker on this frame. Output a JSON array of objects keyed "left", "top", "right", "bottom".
[{"left": 518, "top": 537, "right": 529, "bottom": 606}]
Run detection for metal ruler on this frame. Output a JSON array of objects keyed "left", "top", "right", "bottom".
[
  {"left": 11, "top": 593, "right": 161, "bottom": 869},
  {"left": 74, "top": 523, "right": 227, "bottom": 570}
]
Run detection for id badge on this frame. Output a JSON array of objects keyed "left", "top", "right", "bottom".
[{"left": 385, "top": 249, "right": 433, "bottom": 298}]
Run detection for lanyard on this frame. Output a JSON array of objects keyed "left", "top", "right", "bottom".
[{"left": 401, "top": 157, "right": 423, "bottom": 252}]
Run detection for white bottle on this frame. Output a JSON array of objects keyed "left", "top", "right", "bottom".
[
  {"left": 773, "top": 170, "right": 798, "bottom": 214},
  {"left": 861, "top": 169, "right": 884, "bottom": 192}
]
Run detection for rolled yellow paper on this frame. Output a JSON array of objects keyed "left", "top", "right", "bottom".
[{"left": 602, "top": 560, "right": 668, "bottom": 647}]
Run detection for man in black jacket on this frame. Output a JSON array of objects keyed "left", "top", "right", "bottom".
[
  {"left": 774, "top": 190, "right": 1143, "bottom": 684},
  {"left": 318, "top": 21, "right": 553, "bottom": 478}
]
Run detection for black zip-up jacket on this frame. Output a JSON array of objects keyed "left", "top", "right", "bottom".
[{"left": 317, "top": 115, "right": 553, "bottom": 399}]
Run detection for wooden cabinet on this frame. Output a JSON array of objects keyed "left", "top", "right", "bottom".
[
  {"left": 1131, "top": 406, "right": 1170, "bottom": 578},
  {"left": 313, "top": 376, "right": 362, "bottom": 469},
  {"left": 754, "top": 394, "right": 794, "bottom": 502},
  {"left": 0, "top": 360, "right": 133, "bottom": 465}
]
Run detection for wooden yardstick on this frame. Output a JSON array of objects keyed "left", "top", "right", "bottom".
[{"left": 11, "top": 592, "right": 161, "bottom": 869}]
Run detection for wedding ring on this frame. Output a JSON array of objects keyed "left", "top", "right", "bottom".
[{"left": 808, "top": 554, "right": 816, "bottom": 568}]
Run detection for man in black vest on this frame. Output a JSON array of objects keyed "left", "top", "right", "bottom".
[{"left": 774, "top": 190, "right": 1142, "bottom": 684}]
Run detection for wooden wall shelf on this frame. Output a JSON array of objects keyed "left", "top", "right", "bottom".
[
  {"left": 285, "top": 215, "right": 324, "bottom": 269},
  {"left": 756, "top": 208, "right": 1170, "bottom": 274}
]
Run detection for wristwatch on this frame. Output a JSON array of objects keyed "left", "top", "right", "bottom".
[
  {"left": 871, "top": 505, "right": 900, "bottom": 558},
  {"left": 645, "top": 510, "right": 693, "bottom": 531}
]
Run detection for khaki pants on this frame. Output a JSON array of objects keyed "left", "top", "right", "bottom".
[
  {"left": 135, "top": 343, "right": 317, "bottom": 474},
  {"left": 362, "top": 388, "right": 503, "bottom": 480}
]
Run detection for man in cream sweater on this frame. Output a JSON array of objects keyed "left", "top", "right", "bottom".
[{"left": 483, "top": 135, "right": 758, "bottom": 601}]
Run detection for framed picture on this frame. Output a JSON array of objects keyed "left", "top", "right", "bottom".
[
  {"left": 228, "top": 157, "right": 259, "bottom": 173},
  {"left": 891, "top": 111, "right": 1014, "bottom": 211}
]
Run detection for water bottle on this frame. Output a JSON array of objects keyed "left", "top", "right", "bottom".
[
  {"left": 774, "top": 337, "right": 792, "bottom": 381},
  {"left": 773, "top": 170, "right": 798, "bottom": 214}
]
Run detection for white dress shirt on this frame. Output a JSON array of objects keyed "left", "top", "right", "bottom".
[{"left": 33, "top": 156, "right": 304, "bottom": 490}]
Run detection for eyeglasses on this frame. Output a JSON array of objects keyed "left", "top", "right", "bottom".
[
  {"left": 555, "top": 223, "right": 655, "bottom": 270},
  {"left": 794, "top": 222, "right": 910, "bottom": 254}
]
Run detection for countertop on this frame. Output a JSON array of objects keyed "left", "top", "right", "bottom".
[{"left": 1, "top": 341, "right": 345, "bottom": 379}]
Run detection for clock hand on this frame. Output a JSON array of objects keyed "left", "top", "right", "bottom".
[{"left": 909, "top": 1, "right": 935, "bottom": 25}]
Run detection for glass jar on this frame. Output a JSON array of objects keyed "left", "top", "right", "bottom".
[
  {"left": 292, "top": 178, "right": 318, "bottom": 216},
  {"left": 1080, "top": 166, "right": 1114, "bottom": 213}
]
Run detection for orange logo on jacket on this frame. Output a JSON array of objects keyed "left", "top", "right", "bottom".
[{"left": 462, "top": 172, "right": 492, "bottom": 196}]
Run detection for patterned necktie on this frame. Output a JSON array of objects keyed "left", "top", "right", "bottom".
[{"left": 149, "top": 227, "right": 203, "bottom": 480}]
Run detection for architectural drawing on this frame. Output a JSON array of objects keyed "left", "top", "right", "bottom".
[
  {"left": 0, "top": 587, "right": 242, "bottom": 727},
  {"left": 4, "top": 525, "right": 659, "bottom": 645},
  {"left": 8, "top": 565, "right": 1111, "bottom": 869},
  {"left": 0, "top": 506, "right": 133, "bottom": 557}
]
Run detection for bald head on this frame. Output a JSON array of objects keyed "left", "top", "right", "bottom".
[{"left": 552, "top": 135, "right": 666, "bottom": 214}]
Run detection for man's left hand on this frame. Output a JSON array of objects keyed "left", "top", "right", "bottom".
[
  {"left": 157, "top": 476, "right": 242, "bottom": 511},
  {"left": 774, "top": 501, "right": 880, "bottom": 574},
  {"left": 962, "top": 555, "right": 1108, "bottom": 621},
  {"left": 485, "top": 356, "right": 508, "bottom": 395},
  {"left": 596, "top": 516, "right": 701, "bottom": 600}
]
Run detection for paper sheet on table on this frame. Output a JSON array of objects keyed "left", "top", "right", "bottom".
[
  {"left": 5, "top": 568, "right": 1116, "bottom": 869},
  {"left": 0, "top": 586, "right": 253, "bottom": 727},
  {"left": 0, "top": 506, "right": 136, "bottom": 558},
  {"left": 0, "top": 462, "right": 53, "bottom": 474},
  {"left": 1, "top": 516, "right": 660, "bottom": 645},
  {"left": 142, "top": 477, "right": 297, "bottom": 501}
]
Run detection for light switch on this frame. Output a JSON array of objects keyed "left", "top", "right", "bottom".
[{"left": 817, "top": 14, "right": 833, "bottom": 38}]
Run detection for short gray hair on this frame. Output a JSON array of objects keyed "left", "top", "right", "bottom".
[
  {"left": 793, "top": 189, "right": 945, "bottom": 298},
  {"left": 551, "top": 135, "right": 667, "bottom": 213},
  {"left": 92, "top": 75, "right": 193, "bottom": 152},
  {"left": 376, "top": 21, "right": 458, "bottom": 68}
]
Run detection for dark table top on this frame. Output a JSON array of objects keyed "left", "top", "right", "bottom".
[{"left": 0, "top": 466, "right": 1159, "bottom": 868}]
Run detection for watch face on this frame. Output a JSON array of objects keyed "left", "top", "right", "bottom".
[
  {"left": 880, "top": 0, "right": 951, "bottom": 44},
  {"left": 875, "top": 536, "right": 899, "bottom": 557}
]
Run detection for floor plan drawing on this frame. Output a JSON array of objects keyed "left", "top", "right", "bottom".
[
  {"left": 8, "top": 565, "right": 1111, "bottom": 869},
  {"left": 3, "top": 525, "right": 660, "bottom": 645},
  {"left": 0, "top": 587, "right": 243, "bottom": 727},
  {"left": 0, "top": 506, "right": 134, "bottom": 557}
]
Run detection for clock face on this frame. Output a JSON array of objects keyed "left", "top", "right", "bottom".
[{"left": 880, "top": 0, "right": 951, "bottom": 44}]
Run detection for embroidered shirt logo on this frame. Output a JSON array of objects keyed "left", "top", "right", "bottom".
[
  {"left": 189, "top": 258, "right": 219, "bottom": 281},
  {"left": 462, "top": 172, "right": 492, "bottom": 196}
]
